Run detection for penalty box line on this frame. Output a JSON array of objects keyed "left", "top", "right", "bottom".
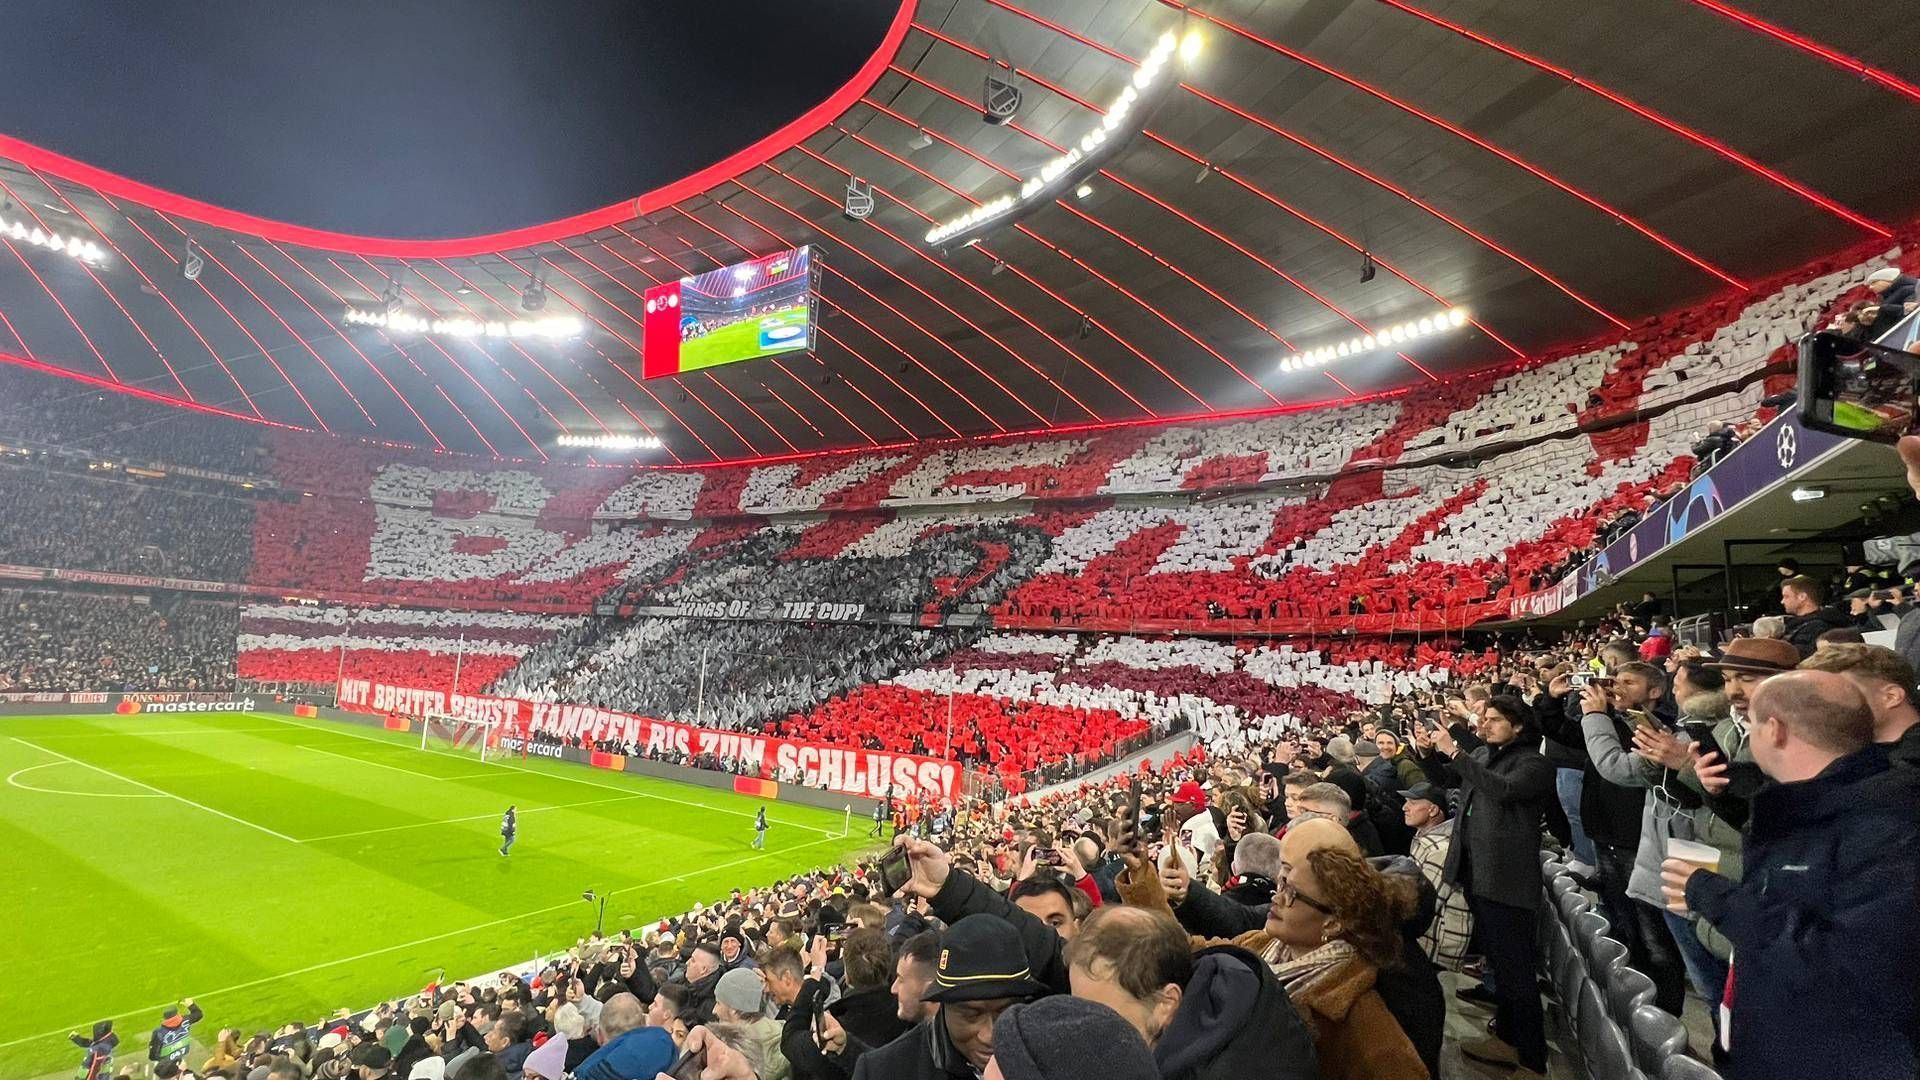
[
  {"left": 249, "top": 713, "right": 841, "bottom": 837},
  {"left": 0, "top": 832, "right": 856, "bottom": 1055}
]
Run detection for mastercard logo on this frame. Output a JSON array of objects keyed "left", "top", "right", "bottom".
[{"left": 115, "top": 701, "right": 142, "bottom": 714}]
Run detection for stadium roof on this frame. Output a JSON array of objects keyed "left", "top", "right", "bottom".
[{"left": 3, "top": 0, "right": 1920, "bottom": 465}]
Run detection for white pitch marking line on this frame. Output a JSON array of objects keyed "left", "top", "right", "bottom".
[
  {"left": 5, "top": 761, "right": 165, "bottom": 799},
  {"left": 249, "top": 712, "right": 837, "bottom": 836},
  {"left": 297, "top": 792, "right": 650, "bottom": 843},
  {"left": 8, "top": 737, "right": 300, "bottom": 844},
  {"left": 0, "top": 832, "right": 854, "bottom": 1054},
  {"left": 295, "top": 742, "right": 474, "bottom": 782}
]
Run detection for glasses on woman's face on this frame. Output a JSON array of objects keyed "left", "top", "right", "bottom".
[{"left": 1277, "top": 878, "right": 1334, "bottom": 917}]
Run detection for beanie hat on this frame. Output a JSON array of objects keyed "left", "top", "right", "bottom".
[
  {"left": 1325, "top": 735, "right": 1356, "bottom": 764},
  {"left": 990, "top": 997, "right": 1158, "bottom": 1080},
  {"left": 715, "top": 968, "right": 766, "bottom": 1017},
  {"left": 519, "top": 1036, "right": 566, "bottom": 1080},
  {"left": 1867, "top": 267, "right": 1902, "bottom": 284},
  {"left": 407, "top": 1058, "right": 447, "bottom": 1080}
]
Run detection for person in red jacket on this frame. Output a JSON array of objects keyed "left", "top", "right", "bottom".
[{"left": 1639, "top": 623, "right": 1674, "bottom": 662}]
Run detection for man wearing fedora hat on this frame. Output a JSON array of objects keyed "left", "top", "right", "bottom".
[{"left": 850, "top": 914, "right": 1050, "bottom": 1080}]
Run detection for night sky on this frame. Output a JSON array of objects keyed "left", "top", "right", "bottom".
[{"left": 1, "top": 1, "right": 894, "bottom": 238}]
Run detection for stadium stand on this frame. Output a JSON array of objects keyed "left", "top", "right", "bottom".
[
  {"left": 0, "top": 461, "right": 255, "bottom": 581},
  {"left": 0, "top": 589, "right": 236, "bottom": 692},
  {"left": 5, "top": 237, "right": 1919, "bottom": 1080},
  {"left": 235, "top": 603, "right": 586, "bottom": 695}
]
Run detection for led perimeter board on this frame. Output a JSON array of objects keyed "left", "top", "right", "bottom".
[{"left": 641, "top": 245, "right": 818, "bottom": 378}]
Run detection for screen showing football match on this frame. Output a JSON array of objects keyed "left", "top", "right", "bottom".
[{"left": 640, "top": 245, "right": 815, "bottom": 379}]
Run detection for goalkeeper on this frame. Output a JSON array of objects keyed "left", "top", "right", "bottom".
[{"left": 500, "top": 805, "right": 517, "bottom": 857}]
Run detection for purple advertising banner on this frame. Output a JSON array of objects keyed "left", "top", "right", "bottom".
[{"left": 1511, "top": 406, "right": 1851, "bottom": 616}]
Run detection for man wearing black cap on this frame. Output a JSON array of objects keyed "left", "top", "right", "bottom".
[
  {"left": 850, "top": 914, "right": 1049, "bottom": 1080},
  {"left": 349, "top": 1042, "right": 394, "bottom": 1079},
  {"left": 983, "top": 996, "right": 1158, "bottom": 1080},
  {"left": 1401, "top": 782, "right": 1472, "bottom": 972}
]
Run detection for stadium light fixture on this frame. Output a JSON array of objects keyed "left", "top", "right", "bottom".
[
  {"left": 1074, "top": 183, "right": 1094, "bottom": 200},
  {"left": 0, "top": 214, "right": 106, "bottom": 265},
  {"left": 1179, "top": 30, "right": 1205, "bottom": 64},
  {"left": 732, "top": 286, "right": 747, "bottom": 298},
  {"left": 556, "top": 433, "right": 663, "bottom": 452},
  {"left": 927, "top": 29, "right": 1190, "bottom": 247},
  {"left": 343, "top": 305, "right": 584, "bottom": 341},
  {"left": 1359, "top": 251, "right": 1376, "bottom": 283},
  {"left": 181, "top": 239, "right": 204, "bottom": 281},
  {"left": 1790, "top": 486, "right": 1826, "bottom": 502},
  {"left": 733, "top": 265, "right": 756, "bottom": 281},
  {"left": 520, "top": 273, "right": 547, "bottom": 312},
  {"left": 1278, "top": 307, "right": 1469, "bottom": 373},
  {"left": 908, "top": 129, "right": 934, "bottom": 151}
]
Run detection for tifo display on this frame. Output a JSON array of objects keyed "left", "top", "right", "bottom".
[{"left": 10, "top": 10, "right": 1920, "bottom": 1078}]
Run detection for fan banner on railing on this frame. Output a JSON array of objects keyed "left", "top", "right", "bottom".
[{"left": 335, "top": 675, "right": 961, "bottom": 802}]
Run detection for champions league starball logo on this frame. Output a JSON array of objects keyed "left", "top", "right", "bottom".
[
  {"left": 1776, "top": 424, "right": 1798, "bottom": 469},
  {"left": 1667, "top": 476, "right": 1728, "bottom": 545}
]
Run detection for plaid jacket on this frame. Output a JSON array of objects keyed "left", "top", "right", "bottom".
[{"left": 1410, "top": 818, "right": 1473, "bottom": 971}]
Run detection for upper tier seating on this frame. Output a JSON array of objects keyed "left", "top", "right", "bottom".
[{"left": 0, "top": 590, "right": 236, "bottom": 692}]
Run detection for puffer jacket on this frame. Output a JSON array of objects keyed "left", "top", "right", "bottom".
[{"left": 1580, "top": 695, "right": 1736, "bottom": 909}]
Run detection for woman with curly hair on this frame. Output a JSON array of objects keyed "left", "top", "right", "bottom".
[
  {"left": 1263, "top": 845, "right": 1427, "bottom": 1080},
  {"left": 1115, "top": 818, "right": 1433, "bottom": 1080}
]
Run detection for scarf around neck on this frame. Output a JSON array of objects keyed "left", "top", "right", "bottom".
[{"left": 1264, "top": 938, "right": 1358, "bottom": 996}]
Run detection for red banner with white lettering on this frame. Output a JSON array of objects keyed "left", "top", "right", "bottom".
[{"left": 335, "top": 675, "right": 960, "bottom": 803}]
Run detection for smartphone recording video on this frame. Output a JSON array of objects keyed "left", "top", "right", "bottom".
[
  {"left": 876, "top": 844, "right": 913, "bottom": 896},
  {"left": 1799, "top": 330, "right": 1920, "bottom": 444}
]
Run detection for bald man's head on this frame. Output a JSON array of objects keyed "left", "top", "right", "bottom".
[
  {"left": 1280, "top": 816, "right": 1360, "bottom": 871},
  {"left": 1747, "top": 670, "right": 1875, "bottom": 781},
  {"left": 596, "top": 993, "right": 646, "bottom": 1042}
]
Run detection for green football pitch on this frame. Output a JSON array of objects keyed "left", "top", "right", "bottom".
[
  {"left": 0, "top": 711, "right": 874, "bottom": 1077},
  {"left": 678, "top": 304, "right": 809, "bottom": 372}
]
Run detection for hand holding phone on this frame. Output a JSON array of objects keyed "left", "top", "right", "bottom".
[
  {"left": 1800, "top": 330, "right": 1920, "bottom": 444},
  {"left": 876, "top": 843, "right": 913, "bottom": 896}
]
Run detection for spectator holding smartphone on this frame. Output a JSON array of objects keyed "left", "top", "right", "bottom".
[
  {"left": 1661, "top": 670, "right": 1920, "bottom": 1080},
  {"left": 1413, "top": 697, "right": 1554, "bottom": 1077}
]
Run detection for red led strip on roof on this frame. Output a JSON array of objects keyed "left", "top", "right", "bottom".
[
  {"left": 0, "top": 1, "right": 919, "bottom": 258},
  {"left": 87, "top": 193, "right": 265, "bottom": 412},
  {"left": 1374, "top": 0, "right": 1887, "bottom": 237},
  {"left": 824, "top": 122, "right": 1201, "bottom": 410},
  {"left": 231, "top": 243, "right": 445, "bottom": 448},
  {"left": 1685, "top": 0, "right": 1920, "bottom": 105}
]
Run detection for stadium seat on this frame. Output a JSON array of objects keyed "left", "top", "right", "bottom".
[
  {"left": 1661, "top": 1053, "right": 1726, "bottom": 1080},
  {"left": 1628, "top": 1004, "right": 1691, "bottom": 1075},
  {"left": 1606, "top": 967, "right": 1658, "bottom": 1024}
]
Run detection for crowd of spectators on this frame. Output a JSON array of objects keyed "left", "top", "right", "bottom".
[
  {"left": 0, "top": 589, "right": 236, "bottom": 692},
  {"left": 236, "top": 603, "right": 583, "bottom": 695},
  {"left": 15, "top": 253, "right": 1920, "bottom": 1080},
  {"left": 0, "top": 461, "right": 255, "bottom": 580},
  {"left": 0, "top": 365, "right": 271, "bottom": 477},
  {"left": 96, "top": 585, "right": 1919, "bottom": 1080}
]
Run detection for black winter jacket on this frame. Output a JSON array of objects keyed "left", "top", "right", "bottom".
[
  {"left": 1418, "top": 727, "right": 1556, "bottom": 911},
  {"left": 1686, "top": 747, "right": 1920, "bottom": 1080},
  {"left": 1156, "top": 945, "right": 1317, "bottom": 1080}
]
